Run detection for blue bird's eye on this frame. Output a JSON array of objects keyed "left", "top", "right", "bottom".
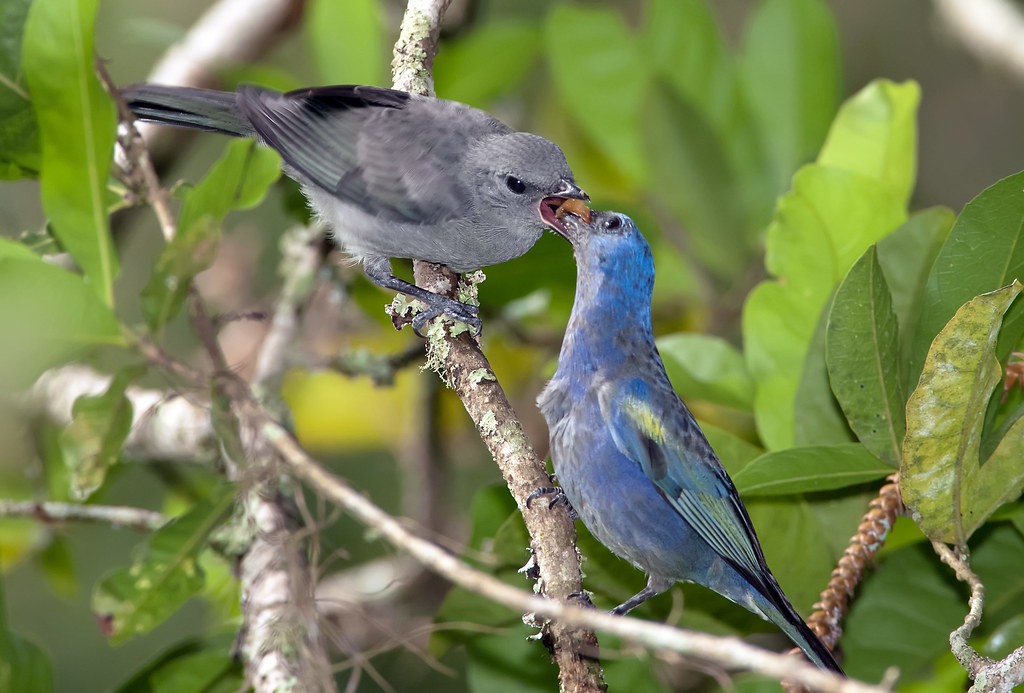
[
  {"left": 505, "top": 176, "right": 527, "bottom": 194},
  {"left": 605, "top": 215, "right": 622, "bottom": 232}
]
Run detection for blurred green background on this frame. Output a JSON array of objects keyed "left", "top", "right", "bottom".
[{"left": 2, "top": 0, "right": 1024, "bottom": 691}]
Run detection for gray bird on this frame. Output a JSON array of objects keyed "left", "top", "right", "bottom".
[{"left": 122, "top": 83, "right": 589, "bottom": 333}]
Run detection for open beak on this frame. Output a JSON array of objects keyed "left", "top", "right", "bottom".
[{"left": 539, "top": 179, "right": 591, "bottom": 241}]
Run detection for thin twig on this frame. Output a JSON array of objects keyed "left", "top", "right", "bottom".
[{"left": 0, "top": 500, "right": 164, "bottom": 532}]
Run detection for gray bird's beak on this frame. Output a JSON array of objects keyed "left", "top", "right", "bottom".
[{"left": 539, "top": 179, "right": 591, "bottom": 242}]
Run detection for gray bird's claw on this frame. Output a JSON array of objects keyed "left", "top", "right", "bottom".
[{"left": 411, "top": 297, "right": 482, "bottom": 337}]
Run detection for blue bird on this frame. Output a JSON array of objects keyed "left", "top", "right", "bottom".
[{"left": 537, "top": 210, "right": 843, "bottom": 674}]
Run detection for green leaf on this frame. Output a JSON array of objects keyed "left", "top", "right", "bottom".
[
  {"left": 734, "top": 443, "right": 892, "bottom": 496},
  {"left": 38, "top": 534, "right": 77, "bottom": 597},
  {"left": 0, "top": 580, "right": 53, "bottom": 693},
  {"left": 305, "top": 0, "right": 385, "bottom": 86},
  {"left": 644, "top": 86, "right": 749, "bottom": 280},
  {"left": 0, "top": 257, "right": 123, "bottom": 389},
  {"left": 842, "top": 542, "right": 964, "bottom": 682},
  {"left": 741, "top": 0, "right": 840, "bottom": 194},
  {"left": 912, "top": 171, "right": 1024, "bottom": 383},
  {"left": 544, "top": 5, "right": 649, "bottom": 184},
  {"left": 23, "top": 0, "right": 118, "bottom": 305},
  {"left": 141, "top": 140, "right": 281, "bottom": 331},
  {"left": 658, "top": 333, "right": 754, "bottom": 409},
  {"left": 826, "top": 246, "right": 905, "bottom": 466},
  {"left": 435, "top": 21, "right": 542, "bottom": 107},
  {"left": 817, "top": 80, "right": 920, "bottom": 206},
  {"left": 643, "top": 0, "right": 734, "bottom": 127},
  {"left": 113, "top": 633, "right": 242, "bottom": 693},
  {"left": 0, "top": 236, "right": 39, "bottom": 261},
  {"left": 59, "top": 365, "right": 144, "bottom": 499},
  {"left": 901, "top": 282, "right": 1024, "bottom": 545},
  {"left": 93, "top": 486, "right": 235, "bottom": 645},
  {"left": 0, "top": 0, "right": 38, "bottom": 178},
  {"left": 743, "top": 166, "right": 907, "bottom": 449},
  {"left": 793, "top": 301, "right": 854, "bottom": 446}
]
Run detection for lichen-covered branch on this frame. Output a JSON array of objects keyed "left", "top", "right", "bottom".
[
  {"left": 388, "top": 3, "right": 603, "bottom": 687},
  {"left": 0, "top": 500, "right": 164, "bottom": 532}
]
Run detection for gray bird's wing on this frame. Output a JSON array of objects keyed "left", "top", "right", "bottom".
[
  {"left": 236, "top": 85, "right": 505, "bottom": 224},
  {"left": 597, "top": 377, "right": 769, "bottom": 582}
]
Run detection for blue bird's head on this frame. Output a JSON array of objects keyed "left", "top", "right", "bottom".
[{"left": 554, "top": 209, "right": 655, "bottom": 308}]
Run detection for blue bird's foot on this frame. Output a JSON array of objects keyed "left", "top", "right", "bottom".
[
  {"left": 567, "top": 591, "right": 595, "bottom": 608},
  {"left": 525, "top": 484, "right": 578, "bottom": 520},
  {"left": 610, "top": 575, "right": 674, "bottom": 616}
]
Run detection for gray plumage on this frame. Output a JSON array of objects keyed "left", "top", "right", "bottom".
[{"left": 123, "top": 83, "right": 588, "bottom": 333}]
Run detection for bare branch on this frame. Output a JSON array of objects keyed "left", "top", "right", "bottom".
[
  {"left": 0, "top": 500, "right": 164, "bottom": 532},
  {"left": 934, "top": 0, "right": 1024, "bottom": 80}
]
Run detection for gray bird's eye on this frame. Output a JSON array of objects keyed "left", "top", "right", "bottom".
[
  {"left": 505, "top": 176, "right": 527, "bottom": 194},
  {"left": 605, "top": 216, "right": 622, "bottom": 232}
]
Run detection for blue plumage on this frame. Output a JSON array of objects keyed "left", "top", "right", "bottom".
[{"left": 538, "top": 210, "right": 843, "bottom": 674}]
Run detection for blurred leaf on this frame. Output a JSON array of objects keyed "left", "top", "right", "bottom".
[
  {"left": 436, "top": 21, "right": 542, "bottom": 107},
  {"left": 305, "top": 0, "right": 386, "bottom": 86},
  {"left": 701, "top": 423, "right": 763, "bottom": 473},
  {"left": 23, "top": 0, "right": 118, "bottom": 305},
  {"left": 972, "top": 525, "right": 1024, "bottom": 634},
  {"left": 643, "top": 0, "right": 734, "bottom": 127},
  {"left": 544, "top": 5, "right": 649, "bottom": 184},
  {"left": 826, "top": 246, "right": 904, "bottom": 466},
  {"left": 981, "top": 614, "right": 1024, "bottom": 660},
  {"left": 38, "top": 535, "right": 77, "bottom": 597},
  {"left": 93, "top": 486, "right": 235, "bottom": 645},
  {"left": 912, "top": 171, "right": 1024, "bottom": 385},
  {"left": 0, "top": 236, "right": 39, "bottom": 261},
  {"left": 114, "top": 633, "right": 242, "bottom": 693},
  {"left": 141, "top": 140, "right": 280, "bottom": 331},
  {"left": 0, "top": 580, "right": 53, "bottom": 693},
  {"left": 734, "top": 443, "right": 891, "bottom": 496},
  {"left": 901, "top": 282, "right": 1024, "bottom": 545},
  {"left": 603, "top": 648, "right": 669, "bottom": 693},
  {"left": 741, "top": 0, "right": 840, "bottom": 194},
  {"left": 465, "top": 627, "right": 557, "bottom": 693},
  {"left": 0, "top": 257, "right": 123, "bottom": 390},
  {"left": 842, "top": 542, "right": 963, "bottom": 682},
  {"left": 818, "top": 80, "right": 920, "bottom": 206},
  {"left": 875, "top": 207, "right": 955, "bottom": 392},
  {"left": 59, "top": 365, "right": 144, "bottom": 499},
  {"left": 645, "top": 86, "right": 748, "bottom": 279},
  {"left": 658, "top": 333, "right": 753, "bottom": 409},
  {"left": 0, "top": 0, "right": 38, "bottom": 178}
]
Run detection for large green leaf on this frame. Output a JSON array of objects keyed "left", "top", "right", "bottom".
[
  {"left": 658, "top": 333, "right": 753, "bottom": 410},
  {"left": 543, "top": 5, "right": 648, "bottom": 184},
  {"left": 0, "top": 257, "right": 123, "bottom": 389},
  {"left": 0, "top": 0, "right": 38, "bottom": 178},
  {"left": 911, "top": 171, "right": 1024, "bottom": 383},
  {"left": 741, "top": 0, "right": 840, "bottom": 195},
  {"left": 743, "top": 79, "right": 918, "bottom": 450},
  {"left": 901, "top": 282, "right": 1024, "bottom": 545},
  {"left": 818, "top": 80, "right": 919, "bottom": 207},
  {"left": 826, "top": 246, "right": 905, "bottom": 466},
  {"left": 141, "top": 140, "right": 281, "bottom": 331},
  {"left": 793, "top": 301, "right": 854, "bottom": 446},
  {"left": 93, "top": 487, "right": 235, "bottom": 645},
  {"left": 435, "top": 21, "right": 542, "bottom": 107},
  {"left": 22, "top": 0, "right": 118, "bottom": 305},
  {"left": 305, "top": 0, "right": 385, "bottom": 86},
  {"left": 734, "top": 443, "right": 891, "bottom": 496}
]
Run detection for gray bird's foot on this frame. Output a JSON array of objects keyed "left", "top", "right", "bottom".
[
  {"left": 410, "top": 295, "right": 482, "bottom": 337},
  {"left": 610, "top": 575, "right": 674, "bottom": 616},
  {"left": 567, "top": 591, "right": 595, "bottom": 608},
  {"left": 525, "top": 484, "right": 578, "bottom": 520}
]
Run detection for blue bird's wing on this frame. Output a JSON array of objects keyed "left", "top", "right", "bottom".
[{"left": 597, "top": 377, "right": 766, "bottom": 580}]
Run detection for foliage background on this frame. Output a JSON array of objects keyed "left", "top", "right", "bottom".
[{"left": 1, "top": 0, "right": 1024, "bottom": 691}]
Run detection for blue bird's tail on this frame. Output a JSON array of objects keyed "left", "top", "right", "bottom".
[
  {"left": 121, "top": 84, "right": 253, "bottom": 138},
  {"left": 756, "top": 575, "right": 843, "bottom": 674}
]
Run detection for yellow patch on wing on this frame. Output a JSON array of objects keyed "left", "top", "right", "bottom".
[{"left": 623, "top": 396, "right": 666, "bottom": 444}]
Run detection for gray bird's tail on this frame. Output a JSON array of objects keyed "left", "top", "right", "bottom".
[{"left": 121, "top": 84, "right": 253, "bottom": 138}]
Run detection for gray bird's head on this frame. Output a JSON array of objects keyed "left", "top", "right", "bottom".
[{"left": 462, "top": 132, "right": 589, "bottom": 239}]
